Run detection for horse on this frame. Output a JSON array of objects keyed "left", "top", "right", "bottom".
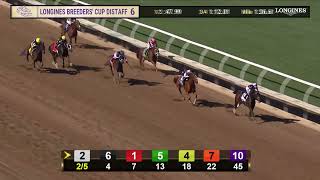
[
  {"left": 61, "top": 20, "right": 81, "bottom": 45},
  {"left": 48, "top": 42, "right": 72, "bottom": 69},
  {"left": 173, "top": 72, "right": 198, "bottom": 105},
  {"left": 26, "top": 42, "right": 45, "bottom": 70},
  {"left": 105, "top": 56, "right": 128, "bottom": 84},
  {"left": 233, "top": 88, "right": 261, "bottom": 118},
  {"left": 136, "top": 47, "right": 159, "bottom": 72}
]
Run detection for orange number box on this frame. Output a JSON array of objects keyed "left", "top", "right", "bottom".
[{"left": 203, "top": 150, "right": 220, "bottom": 162}]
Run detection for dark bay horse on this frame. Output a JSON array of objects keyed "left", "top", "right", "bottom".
[
  {"left": 26, "top": 42, "right": 45, "bottom": 69},
  {"left": 48, "top": 42, "right": 72, "bottom": 69},
  {"left": 105, "top": 57, "right": 128, "bottom": 84},
  {"left": 173, "top": 72, "right": 198, "bottom": 105},
  {"left": 136, "top": 47, "right": 159, "bottom": 72},
  {"left": 61, "top": 20, "right": 80, "bottom": 45},
  {"left": 233, "top": 88, "right": 261, "bottom": 117}
]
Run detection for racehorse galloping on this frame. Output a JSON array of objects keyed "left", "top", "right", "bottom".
[
  {"left": 233, "top": 88, "right": 261, "bottom": 117},
  {"left": 48, "top": 42, "right": 72, "bottom": 69},
  {"left": 26, "top": 42, "right": 45, "bottom": 69},
  {"left": 136, "top": 47, "right": 159, "bottom": 72},
  {"left": 61, "top": 20, "right": 80, "bottom": 45},
  {"left": 173, "top": 72, "right": 198, "bottom": 105},
  {"left": 105, "top": 56, "right": 127, "bottom": 84}
]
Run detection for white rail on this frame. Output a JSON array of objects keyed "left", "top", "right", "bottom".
[{"left": 71, "top": 0, "right": 319, "bottom": 103}]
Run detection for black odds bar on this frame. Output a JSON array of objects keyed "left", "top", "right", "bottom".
[
  {"left": 140, "top": 6, "right": 310, "bottom": 18},
  {"left": 63, "top": 159, "right": 249, "bottom": 171}
]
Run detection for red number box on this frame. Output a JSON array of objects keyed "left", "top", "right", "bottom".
[
  {"left": 203, "top": 150, "right": 220, "bottom": 162},
  {"left": 126, "top": 150, "right": 143, "bottom": 162}
]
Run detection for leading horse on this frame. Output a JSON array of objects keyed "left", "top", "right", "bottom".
[
  {"left": 136, "top": 47, "right": 159, "bottom": 72},
  {"left": 105, "top": 56, "right": 128, "bottom": 84},
  {"left": 61, "top": 20, "right": 81, "bottom": 45},
  {"left": 173, "top": 72, "right": 198, "bottom": 105},
  {"left": 26, "top": 42, "right": 45, "bottom": 70},
  {"left": 233, "top": 88, "right": 261, "bottom": 117}
]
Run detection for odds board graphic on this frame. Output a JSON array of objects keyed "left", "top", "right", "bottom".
[{"left": 62, "top": 150, "right": 251, "bottom": 171}]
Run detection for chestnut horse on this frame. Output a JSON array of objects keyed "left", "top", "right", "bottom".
[
  {"left": 136, "top": 47, "right": 159, "bottom": 71},
  {"left": 61, "top": 20, "right": 81, "bottom": 45},
  {"left": 48, "top": 42, "right": 72, "bottom": 69},
  {"left": 233, "top": 88, "right": 261, "bottom": 117},
  {"left": 105, "top": 57, "right": 128, "bottom": 84},
  {"left": 173, "top": 72, "right": 198, "bottom": 105}
]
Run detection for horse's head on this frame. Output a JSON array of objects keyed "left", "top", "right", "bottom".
[
  {"left": 250, "top": 89, "right": 261, "bottom": 102},
  {"left": 188, "top": 72, "right": 198, "bottom": 84},
  {"left": 73, "top": 20, "right": 81, "bottom": 30}
]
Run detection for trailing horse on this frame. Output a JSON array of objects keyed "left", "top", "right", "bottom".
[
  {"left": 48, "top": 42, "right": 72, "bottom": 69},
  {"left": 61, "top": 20, "right": 81, "bottom": 45},
  {"left": 136, "top": 47, "right": 159, "bottom": 72},
  {"left": 233, "top": 88, "right": 261, "bottom": 117},
  {"left": 26, "top": 42, "right": 45, "bottom": 70},
  {"left": 173, "top": 72, "right": 198, "bottom": 105}
]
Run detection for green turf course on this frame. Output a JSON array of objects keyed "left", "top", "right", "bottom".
[{"left": 42, "top": 0, "right": 320, "bottom": 107}]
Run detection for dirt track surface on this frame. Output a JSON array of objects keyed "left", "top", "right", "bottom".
[{"left": 0, "top": 6, "right": 319, "bottom": 180}]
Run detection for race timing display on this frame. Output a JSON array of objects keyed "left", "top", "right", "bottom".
[
  {"left": 11, "top": 5, "right": 310, "bottom": 18},
  {"left": 62, "top": 150, "right": 251, "bottom": 171}
]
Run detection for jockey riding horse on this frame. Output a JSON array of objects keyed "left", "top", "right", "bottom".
[{"left": 233, "top": 83, "right": 261, "bottom": 117}]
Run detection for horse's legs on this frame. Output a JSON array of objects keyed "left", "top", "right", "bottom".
[
  {"left": 26, "top": 52, "right": 29, "bottom": 62},
  {"left": 52, "top": 56, "right": 58, "bottom": 69},
  {"left": 233, "top": 95, "right": 240, "bottom": 115},
  {"left": 178, "top": 86, "right": 185, "bottom": 100},
  {"left": 62, "top": 58, "right": 65, "bottom": 68},
  {"left": 68, "top": 56, "right": 72, "bottom": 67},
  {"left": 75, "top": 35, "right": 77, "bottom": 44},
  {"left": 153, "top": 61, "right": 157, "bottom": 72},
  {"left": 193, "top": 93, "right": 198, "bottom": 105}
]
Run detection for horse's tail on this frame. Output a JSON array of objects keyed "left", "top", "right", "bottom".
[
  {"left": 173, "top": 76, "right": 179, "bottom": 84},
  {"left": 20, "top": 48, "right": 27, "bottom": 56},
  {"left": 136, "top": 48, "right": 141, "bottom": 59}
]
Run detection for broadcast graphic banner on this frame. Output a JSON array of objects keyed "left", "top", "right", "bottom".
[{"left": 11, "top": 5, "right": 139, "bottom": 18}]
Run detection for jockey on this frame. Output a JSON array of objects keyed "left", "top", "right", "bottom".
[
  {"left": 29, "top": 37, "right": 41, "bottom": 53},
  {"left": 52, "top": 35, "right": 67, "bottom": 53},
  {"left": 144, "top": 37, "right": 157, "bottom": 57},
  {"left": 65, "top": 18, "right": 76, "bottom": 31},
  {"left": 111, "top": 50, "right": 127, "bottom": 63},
  {"left": 180, "top": 68, "right": 192, "bottom": 86},
  {"left": 242, "top": 83, "right": 258, "bottom": 101}
]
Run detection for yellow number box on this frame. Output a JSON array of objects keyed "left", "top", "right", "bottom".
[{"left": 178, "top": 150, "right": 195, "bottom": 162}]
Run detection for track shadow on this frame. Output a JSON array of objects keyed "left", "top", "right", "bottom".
[
  {"left": 40, "top": 67, "right": 78, "bottom": 75},
  {"left": 159, "top": 69, "right": 179, "bottom": 77},
  {"left": 72, "top": 64, "right": 104, "bottom": 72},
  {"left": 77, "top": 43, "right": 112, "bottom": 51},
  {"left": 127, "top": 78, "right": 162, "bottom": 86},
  {"left": 196, "top": 99, "right": 233, "bottom": 109},
  {"left": 255, "top": 114, "right": 299, "bottom": 124}
]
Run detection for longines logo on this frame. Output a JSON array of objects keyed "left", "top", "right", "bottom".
[
  {"left": 275, "top": 8, "right": 307, "bottom": 16},
  {"left": 16, "top": 6, "right": 32, "bottom": 17}
]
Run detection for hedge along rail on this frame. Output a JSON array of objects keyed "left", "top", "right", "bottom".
[{"left": 44, "top": 0, "right": 318, "bottom": 107}]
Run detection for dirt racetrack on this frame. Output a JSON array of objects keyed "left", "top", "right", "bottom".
[{"left": 0, "top": 4, "right": 319, "bottom": 180}]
